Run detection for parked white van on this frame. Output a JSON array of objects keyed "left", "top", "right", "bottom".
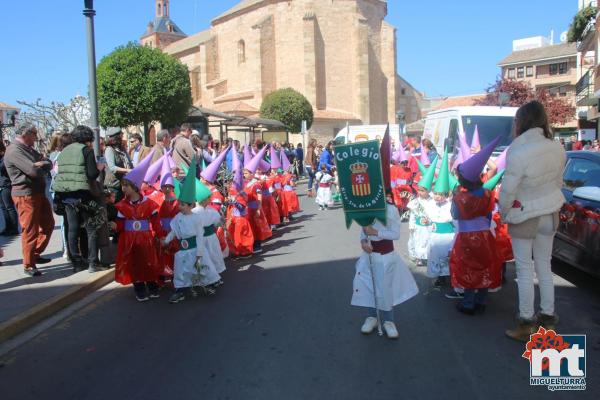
[
  {"left": 333, "top": 124, "right": 402, "bottom": 146},
  {"left": 423, "top": 106, "right": 518, "bottom": 156}
]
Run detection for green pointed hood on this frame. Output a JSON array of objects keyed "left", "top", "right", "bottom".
[
  {"left": 449, "top": 171, "right": 459, "bottom": 191},
  {"left": 483, "top": 170, "right": 505, "bottom": 191},
  {"left": 418, "top": 156, "right": 438, "bottom": 191},
  {"left": 178, "top": 158, "right": 198, "bottom": 204},
  {"left": 195, "top": 179, "right": 212, "bottom": 203},
  {"left": 433, "top": 149, "right": 450, "bottom": 194}
]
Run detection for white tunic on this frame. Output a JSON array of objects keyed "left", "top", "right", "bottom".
[
  {"left": 165, "top": 213, "right": 221, "bottom": 289},
  {"left": 407, "top": 197, "right": 432, "bottom": 260},
  {"left": 315, "top": 171, "right": 334, "bottom": 207},
  {"left": 193, "top": 205, "right": 227, "bottom": 274},
  {"left": 424, "top": 200, "right": 455, "bottom": 278},
  {"left": 351, "top": 204, "right": 419, "bottom": 311}
]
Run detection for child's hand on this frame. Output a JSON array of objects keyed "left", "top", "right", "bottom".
[
  {"left": 361, "top": 241, "right": 373, "bottom": 253},
  {"left": 363, "top": 226, "right": 378, "bottom": 236},
  {"left": 108, "top": 222, "right": 117, "bottom": 231},
  {"left": 160, "top": 239, "right": 167, "bottom": 247}
]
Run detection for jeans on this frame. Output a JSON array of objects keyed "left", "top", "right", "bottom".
[
  {"left": 511, "top": 214, "right": 557, "bottom": 319},
  {"left": 64, "top": 201, "right": 98, "bottom": 266},
  {"left": 368, "top": 307, "right": 394, "bottom": 322},
  {"left": 462, "top": 289, "right": 488, "bottom": 309},
  {"left": 0, "top": 187, "right": 19, "bottom": 233},
  {"left": 305, "top": 166, "right": 315, "bottom": 191}
]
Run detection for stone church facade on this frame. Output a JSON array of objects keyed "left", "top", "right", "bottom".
[{"left": 141, "top": 0, "right": 421, "bottom": 143}]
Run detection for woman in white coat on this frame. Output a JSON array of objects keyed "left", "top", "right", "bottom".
[
  {"left": 499, "top": 101, "right": 566, "bottom": 341},
  {"left": 352, "top": 200, "right": 419, "bottom": 339}
]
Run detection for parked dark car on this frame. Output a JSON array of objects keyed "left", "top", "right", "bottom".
[{"left": 553, "top": 151, "right": 600, "bottom": 277}]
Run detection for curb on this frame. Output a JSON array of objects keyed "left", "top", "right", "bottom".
[{"left": 0, "top": 269, "right": 115, "bottom": 343}]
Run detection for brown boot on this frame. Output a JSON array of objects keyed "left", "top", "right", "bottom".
[
  {"left": 536, "top": 313, "right": 559, "bottom": 331},
  {"left": 505, "top": 318, "right": 537, "bottom": 342}
]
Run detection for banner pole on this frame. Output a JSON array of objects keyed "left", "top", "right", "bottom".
[{"left": 364, "top": 230, "right": 383, "bottom": 337}]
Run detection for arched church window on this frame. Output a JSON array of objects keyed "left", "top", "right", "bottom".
[{"left": 238, "top": 40, "right": 246, "bottom": 64}]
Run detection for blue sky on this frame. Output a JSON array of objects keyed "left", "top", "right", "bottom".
[{"left": 0, "top": 0, "right": 577, "bottom": 108}]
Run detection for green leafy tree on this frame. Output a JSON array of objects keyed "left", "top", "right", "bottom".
[
  {"left": 259, "top": 88, "right": 313, "bottom": 133},
  {"left": 567, "top": 6, "right": 597, "bottom": 42},
  {"left": 97, "top": 42, "right": 192, "bottom": 143}
]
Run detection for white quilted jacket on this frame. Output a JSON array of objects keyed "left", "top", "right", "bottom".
[{"left": 499, "top": 127, "right": 566, "bottom": 224}]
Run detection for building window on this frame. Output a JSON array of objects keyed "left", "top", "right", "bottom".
[
  {"left": 238, "top": 40, "right": 246, "bottom": 64},
  {"left": 549, "top": 64, "right": 558, "bottom": 75},
  {"left": 517, "top": 67, "right": 524, "bottom": 78},
  {"left": 401, "top": 87, "right": 406, "bottom": 95},
  {"left": 559, "top": 86, "right": 568, "bottom": 97},
  {"left": 507, "top": 68, "right": 515, "bottom": 78},
  {"left": 559, "top": 62, "right": 568, "bottom": 74},
  {"left": 526, "top": 66, "right": 533, "bottom": 77}
]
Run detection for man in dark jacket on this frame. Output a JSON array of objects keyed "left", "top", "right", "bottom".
[
  {"left": 53, "top": 125, "right": 109, "bottom": 273},
  {"left": 4, "top": 123, "right": 54, "bottom": 276}
]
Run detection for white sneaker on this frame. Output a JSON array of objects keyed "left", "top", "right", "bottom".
[
  {"left": 383, "top": 321, "right": 399, "bottom": 339},
  {"left": 361, "top": 317, "right": 378, "bottom": 334}
]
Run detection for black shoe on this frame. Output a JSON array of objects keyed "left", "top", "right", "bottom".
[
  {"left": 433, "top": 277, "right": 444, "bottom": 288},
  {"left": 24, "top": 267, "right": 42, "bottom": 277},
  {"left": 445, "top": 290, "right": 465, "bottom": 299},
  {"left": 36, "top": 257, "right": 52, "bottom": 264},
  {"left": 134, "top": 283, "right": 149, "bottom": 302},
  {"left": 147, "top": 282, "right": 160, "bottom": 298},
  {"left": 253, "top": 246, "right": 263, "bottom": 254},
  {"left": 169, "top": 291, "right": 185, "bottom": 304},
  {"left": 456, "top": 303, "right": 475, "bottom": 316},
  {"left": 236, "top": 253, "right": 252, "bottom": 259}
]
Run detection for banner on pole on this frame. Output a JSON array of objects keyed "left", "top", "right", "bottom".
[{"left": 334, "top": 140, "right": 387, "bottom": 228}]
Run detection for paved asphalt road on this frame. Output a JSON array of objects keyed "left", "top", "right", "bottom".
[{"left": 1, "top": 187, "right": 599, "bottom": 400}]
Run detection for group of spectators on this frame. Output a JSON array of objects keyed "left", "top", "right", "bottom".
[{"left": 561, "top": 134, "right": 600, "bottom": 151}]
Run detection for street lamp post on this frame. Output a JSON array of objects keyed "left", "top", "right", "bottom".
[{"left": 83, "top": 0, "right": 100, "bottom": 157}]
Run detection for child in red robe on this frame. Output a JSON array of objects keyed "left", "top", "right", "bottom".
[
  {"left": 449, "top": 138, "right": 502, "bottom": 315},
  {"left": 112, "top": 178, "right": 163, "bottom": 302}
]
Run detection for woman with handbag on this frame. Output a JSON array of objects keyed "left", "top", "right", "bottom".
[{"left": 499, "top": 101, "right": 566, "bottom": 341}]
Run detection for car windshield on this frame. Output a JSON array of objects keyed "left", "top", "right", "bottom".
[
  {"left": 334, "top": 136, "right": 346, "bottom": 145},
  {"left": 563, "top": 157, "right": 600, "bottom": 191},
  {"left": 461, "top": 115, "right": 514, "bottom": 149}
]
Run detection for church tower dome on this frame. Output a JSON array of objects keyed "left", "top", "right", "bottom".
[{"left": 140, "top": 0, "right": 186, "bottom": 50}]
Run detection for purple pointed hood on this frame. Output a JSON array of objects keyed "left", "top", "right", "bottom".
[
  {"left": 393, "top": 147, "right": 409, "bottom": 163},
  {"left": 494, "top": 146, "right": 509, "bottom": 171},
  {"left": 457, "top": 136, "right": 501, "bottom": 182},
  {"left": 270, "top": 146, "right": 282, "bottom": 170},
  {"left": 160, "top": 155, "right": 174, "bottom": 187},
  {"left": 144, "top": 154, "right": 165, "bottom": 184},
  {"left": 471, "top": 125, "right": 481, "bottom": 150},
  {"left": 201, "top": 146, "right": 230, "bottom": 183},
  {"left": 458, "top": 130, "right": 471, "bottom": 162},
  {"left": 245, "top": 145, "right": 268, "bottom": 174},
  {"left": 281, "top": 150, "right": 291, "bottom": 171},
  {"left": 232, "top": 148, "right": 243, "bottom": 191},
  {"left": 243, "top": 145, "right": 253, "bottom": 168},
  {"left": 124, "top": 149, "right": 156, "bottom": 189}
]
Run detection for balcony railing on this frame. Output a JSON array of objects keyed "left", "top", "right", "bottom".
[{"left": 576, "top": 70, "right": 597, "bottom": 105}]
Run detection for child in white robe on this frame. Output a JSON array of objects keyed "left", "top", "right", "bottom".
[
  {"left": 162, "top": 201, "right": 221, "bottom": 303},
  {"left": 315, "top": 165, "right": 334, "bottom": 210},
  {"left": 407, "top": 186, "right": 432, "bottom": 266},
  {"left": 352, "top": 200, "right": 419, "bottom": 339},
  {"left": 425, "top": 192, "right": 455, "bottom": 288},
  {"left": 193, "top": 198, "right": 227, "bottom": 281}
]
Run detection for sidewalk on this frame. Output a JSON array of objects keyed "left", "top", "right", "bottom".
[{"left": 0, "top": 217, "right": 114, "bottom": 342}]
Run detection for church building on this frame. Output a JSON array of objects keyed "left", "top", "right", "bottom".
[{"left": 141, "top": 0, "right": 422, "bottom": 143}]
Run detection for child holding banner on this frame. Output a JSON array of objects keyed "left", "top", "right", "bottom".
[{"left": 338, "top": 128, "right": 419, "bottom": 339}]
